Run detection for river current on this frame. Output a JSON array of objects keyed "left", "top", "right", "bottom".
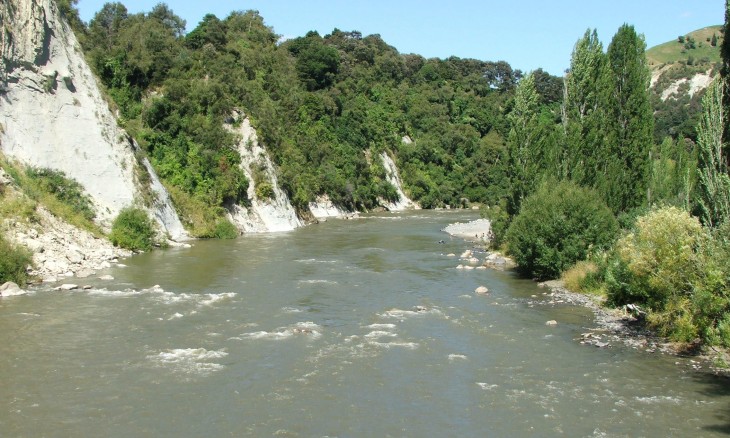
[{"left": 1, "top": 211, "right": 729, "bottom": 437}]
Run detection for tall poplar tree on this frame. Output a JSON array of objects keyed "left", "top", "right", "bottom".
[
  {"left": 505, "top": 72, "right": 541, "bottom": 216},
  {"left": 720, "top": 0, "right": 730, "bottom": 166},
  {"left": 697, "top": 78, "right": 730, "bottom": 227},
  {"left": 601, "top": 24, "right": 653, "bottom": 213},
  {"left": 562, "top": 29, "right": 605, "bottom": 186}
]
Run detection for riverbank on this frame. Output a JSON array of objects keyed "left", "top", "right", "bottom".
[{"left": 444, "top": 217, "right": 730, "bottom": 375}]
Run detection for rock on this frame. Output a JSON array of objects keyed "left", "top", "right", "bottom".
[
  {"left": 456, "top": 264, "right": 465, "bottom": 270},
  {"left": 99, "top": 275, "right": 114, "bottom": 281},
  {"left": 475, "top": 286, "right": 489, "bottom": 295},
  {"left": 545, "top": 320, "right": 558, "bottom": 326},
  {"left": 460, "top": 250, "right": 473, "bottom": 259},
  {"left": 97, "top": 261, "right": 112, "bottom": 269},
  {"left": 24, "top": 239, "right": 44, "bottom": 253},
  {"left": 0, "top": 282, "right": 27, "bottom": 297},
  {"left": 75, "top": 269, "right": 95, "bottom": 279},
  {"left": 58, "top": 284, "right": 79, "bottom": 291},
  {"left": 66, "top": 249, "right": 84, "bottom": 264},
  {"left": 446, "top": 253, "right": 456, "bottom": 257},
  {"left": 82, "top": 285, "right": 93, "bottom": 290}
]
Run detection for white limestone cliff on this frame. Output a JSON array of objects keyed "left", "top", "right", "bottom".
[
  {"left": 379, "top": 151, "right": 419, "bottom": 211},
  {"left": 0, "top": 0, "right": 188, "bottom": 241},
  {"left": 226, "top": 112, "right": 302, "bottom": 233}
]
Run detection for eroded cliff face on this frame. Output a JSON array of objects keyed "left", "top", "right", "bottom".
[
  {"left": 0, "top": 0, "right": 187, "bottom": 240},
  {"left": 226, "top": 112, "right": 303, "bottom": 233},
  {"left": 379, "top": 151, "right": 419, "bottom": 211}
]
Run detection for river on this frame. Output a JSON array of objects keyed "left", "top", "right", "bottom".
[{"left": 1, "top": 211, "right": 729, "bottom": 437}]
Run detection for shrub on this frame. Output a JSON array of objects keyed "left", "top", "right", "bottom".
[
  {"left": 109, "top": 207, "right": 157, "bottom": 251},
  {"left": 213, "top": 219, "right": 239, "bottom": 239},
  {"left": 255, "top": 181, "right": 275, "bottom": 200},
  {"left": 0, "top": 233, "right": 33, "bottom": 285},
  {"left": 505, "top": 180, "right": 618, "bottom": 280},
  {"left": 607, "top": 206, "right": 705, "bottom": 309}
]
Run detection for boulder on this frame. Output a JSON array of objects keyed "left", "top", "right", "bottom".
[
  {"left": 475, "top": 286, "right": 489, "bottom": 295},
  {"left": 545, "top": 320, "right": 558, "bottom": 326},
  {"left": 0, "top": 282, "right": 27, "bottom": 297},
  {"left": 57, "top": 283, "right": 79, "bottom": 291},
  {"left": 75, "top": 269, "right": 95, "bottom": 279}
]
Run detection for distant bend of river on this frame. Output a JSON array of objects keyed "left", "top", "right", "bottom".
[{"left": 1, "top": 211, "right": 729, "bottom": 437}]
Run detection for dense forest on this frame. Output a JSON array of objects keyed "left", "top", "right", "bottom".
[
  {"left": 2, "top": 1, "right": 730, "bottom": 350},
  {"left": 69, "top": 2, "right": 535, "bottom": 236}
]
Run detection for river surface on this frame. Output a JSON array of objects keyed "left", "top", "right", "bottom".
[{"left": 1, "top": 211, "right": 729, "bottom": 437}]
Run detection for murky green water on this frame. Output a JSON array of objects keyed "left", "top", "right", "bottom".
[{"left": 1, "top": 211, "right": 729, "bottom": 437}]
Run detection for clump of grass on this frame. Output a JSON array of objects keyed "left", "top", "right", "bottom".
[{"left": 561, "top": 261, "right": 598, "bottom": 293}]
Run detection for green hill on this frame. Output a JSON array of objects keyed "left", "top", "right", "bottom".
[{"left": 647, "top": 25, "right": 723, "bottom": 67}]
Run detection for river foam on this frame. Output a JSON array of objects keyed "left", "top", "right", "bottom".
[{"left": 149, "top": 348, "right": 228, "bottom": 376}]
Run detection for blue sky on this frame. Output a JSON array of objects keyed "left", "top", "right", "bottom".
[{"left": 77, "top": 1, "right": 724, "bottom": 76}]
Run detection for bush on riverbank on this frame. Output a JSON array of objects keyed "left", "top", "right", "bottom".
[
  {"left": 0, "top": 233, "right": 33, "bottom": 286},
  {"left": 585, "top": 206, "right": 730, "bottom": 346},
  {"left": 109, "top": 207, "right": 157, "bottom": 251},
  {"left": 505, "top": 180, "right": 619, "bottom": 280}
]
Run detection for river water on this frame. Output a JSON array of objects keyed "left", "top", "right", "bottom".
[{"left": 1, "top": 211, "right": 729, "bottom": 437}]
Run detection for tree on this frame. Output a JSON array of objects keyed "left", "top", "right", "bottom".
[
  {"left": 562, "top": 29, "right": 605, "bottom": 185},
  {"left": 697, "top": 78, "right": 730, "bottom": 227},
  {"left": 601, "top": 24, "right": 653, "bottom": 213},
  {"left": 505, "top": 180, "right": 618, "bottom": 280},
  {"left": 722, "top": 0, "right": 730, "bottom": 166},
  {"left": 87, "top": 2, "right": 129, "bottom": 50},
  {"left": 505, "top": 72, "right": 541, "bottom": 216}
]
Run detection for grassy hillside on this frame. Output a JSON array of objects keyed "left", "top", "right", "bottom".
[{"left": 647, "top": 25, "right": 723, "bottom": 67}]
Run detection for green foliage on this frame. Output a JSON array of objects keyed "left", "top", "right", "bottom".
[
  {"left": 602, "top": 206, "right": 730, "bottom": 345},
  {"left": 109, "top": 207, "right": 156, "bottom": 251},
  {"left": 0, "top": 232, "right": 33, "bottom": 286},
  {"left": 212, "top": 219, "right": 238, "bottom": 239},
  {"left": 0, "top": 160, "right": 100, "bottom": 235},
  {"left": 563, "top": 29, "right": 606, "bottom": 187},
  {"left": 601, "top": 24, "right": 654, "bottom": 213},
  {"left": 25, "top": 168, "right": 96, "bottom": 222},
  {"left": 697, "top": 77, "right": 730, "bottom": 227},
  {"left": 81, "top": 3, "right": 518, "bottom": 219},
  {"left": 505, "top": 180, "right": 619, "bottom": 280},
  {"left": 608, "top": 207, "right": 704, "bottom": 309}
]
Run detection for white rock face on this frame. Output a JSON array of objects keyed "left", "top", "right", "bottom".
[
  {"left": 226, "top": 114, "right": 302, "bottom": 233},
  {"left": 659, "top": 69, "right": 715, "bottom": 102},
  {"left": 0, "top": 0, "right": 187, "bottom": 240},
  {"left": 308, "top": 194, "right": 347, "bottom": 219},
  {"left": 379, "top": 151, "right": 419, "bottom": 211}
]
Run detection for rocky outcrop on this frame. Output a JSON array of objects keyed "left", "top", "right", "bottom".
[
  {"left": 308, "top": 194, "right": 347, "bottom": 219},
  {"left": 225, "top": 112, "right": 302, "bottom": 233},
  {"left": 0, "top": 0, "right": 188, "bottom": 241}
]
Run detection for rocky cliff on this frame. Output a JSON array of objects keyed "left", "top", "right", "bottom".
[
  {"left": 226, "top": 112, "right": 303, "bottom": 233},
  {"left": 0, "top": 0, "right": 187, "bottom": 240}
]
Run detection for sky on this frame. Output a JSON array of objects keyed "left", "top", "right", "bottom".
[{"left": 77, "top": 1, "right": 725, "bottom": 76}]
